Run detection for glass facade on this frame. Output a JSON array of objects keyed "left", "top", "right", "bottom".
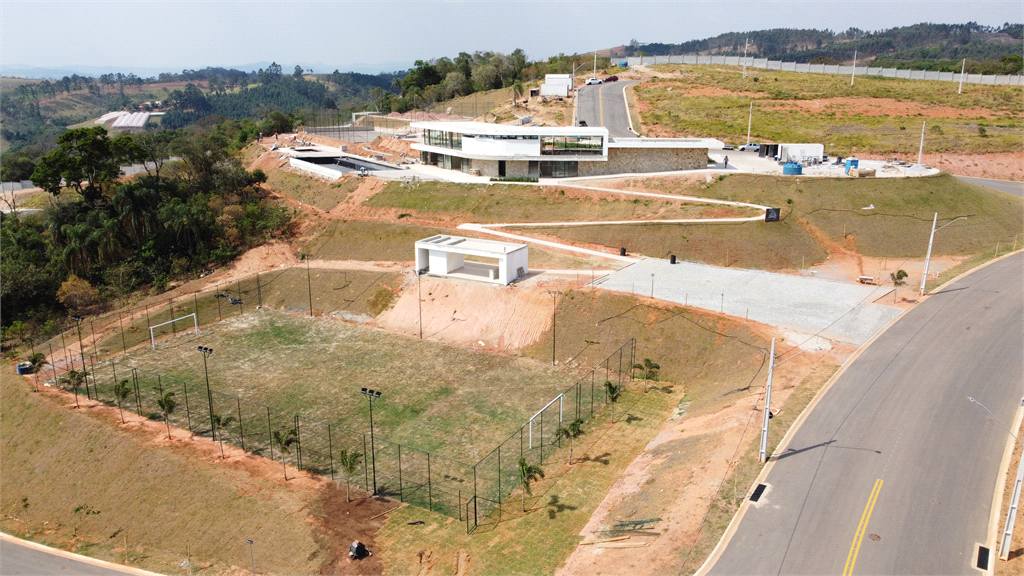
[
  {"left": 424, "top": 129, "right": 462, "bottom": 150},
  {"left": 539, "top": 161, "right": 579, "bottom": 178},
  {"left": 541, "top": 135, "right": 603, "bottom": 156}
]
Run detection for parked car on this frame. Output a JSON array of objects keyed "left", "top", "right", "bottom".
[
  {"left": 577, "top": 120, "right": 588, "bottom": 127},
  {"left": 605, "top": 75, "right": 619, "bottom": 82},
  {"left": 738, "top": 143, "right": 760, "bottom": 151},
  {"left": 585, "top": 78, "right": 603, "bottom": 85},
  {"left": 722, "top": 144, "right": 735, "bottom": 150}
]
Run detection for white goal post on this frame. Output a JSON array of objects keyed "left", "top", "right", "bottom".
[
  {"left": 529, "top": 393, "right": 563, "bottom": 449},
  {"left": 150, "top": 313, "right": 198, "bottom": 349}
]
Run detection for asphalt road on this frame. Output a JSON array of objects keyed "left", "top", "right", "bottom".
[
  {"left": 0, "top": 537, "right": 130, "bottom": 575},
  {"left": 710, "top": 252, "right": 1024, "bottom": 574},
  {"left": 956, "top": 176, "right": 1024, "bottom": 198},
  {"left": 576, "top": 80, "right": 642, "bottom": 138}
]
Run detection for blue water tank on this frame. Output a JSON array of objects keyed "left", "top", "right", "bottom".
[
  {"left": 619, "top": 61, "right": 628, "bottom": 68},
  {"left": 783, "top": 162, "right": 803, "bottom": 176},
  {"left": 845, "top": 158, "right": 859, "bottom": 174}
]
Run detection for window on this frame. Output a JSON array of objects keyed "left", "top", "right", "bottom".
[
  {"left": 541, "top": 135, "right": 603, "bottom": 156},
  {"left": 539, "top": 161, "right": 578, "bottom": 178},
  {"left": 424, "top": 129, "right": 462, "bottom": 150}
]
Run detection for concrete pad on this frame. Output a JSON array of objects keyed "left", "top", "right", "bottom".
[{"left": 595, "top": 258, "right": 901, "bottom": 346}]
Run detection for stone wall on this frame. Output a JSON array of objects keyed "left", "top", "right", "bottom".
[
  {"left": 467, "top": 159, "right": 530, "bottom": 178},
  {"left": 578, "top": 147, "right": 707, "bottom": 176}
]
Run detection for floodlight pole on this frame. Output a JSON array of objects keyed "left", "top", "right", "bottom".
[
  {"left": 742, "top": 39, "right": 748, "bottom": 79},
  {"left": 362, "top": 389, "right": 380, "bottom": 494},
  {"left": 958, "top": 58, "right": 966, "bottom": 94},
  {"left": 417, "top": 273, "right": 423, "bottom": 339},
  {"left": 746, "top": 102, "right": 753, "bottom": 145},
  {"left": 759, "top": 338, "right": 776, "bottom": 463},
  {"left": 851, "top": 50, "right": 857, "bottom": 86},
  {"left": 547, "top": 290, "right": 561, "bottom": 365},
  {"left": 918, "top": 121, "right": 926, "bottom": 165},
  {"left": 920, "top": 214, "right": 967, "bottom": 295},
  {"left": 968, "top": 396, "right": 1024, "bottom": 559},
  {"left": 198, "top": 347, "right": 216, "bottom": 443},
  {"left": 246, "top": 539, "right": 255, "bottom": 575}
]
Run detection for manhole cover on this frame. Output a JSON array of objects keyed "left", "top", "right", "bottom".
[{"left": 868, "top": 533, "right": 881, "bottom": 541}]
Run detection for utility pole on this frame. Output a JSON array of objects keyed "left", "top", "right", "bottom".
[
  {"left": 742, "top": 39, "right": 748, "bottom": 79},
  {"left": 746, "top": 102, "right": 753, "bottom": 145},
  {"left": 759, "top": 339, "right": 776, "bottom": 463},
  {"left": 920, "top": 213, "right": 968, "bottom": 295},
  {"left": 917, "top": 121, "right": 926, "bottom": 165},
  {"left": 851, "top": 50, "right": 857, "bottom": 86},
  {"left": 593, "top": 52, "right": 597, "bottom": 80},
  {"left": 968, "top": 397, "right": 1024, "bottom": 560},
  {"left": 417, "top": 273, "right": 423, "bottom": 339},
  {"left": 958, "top": 58, "right": 966, "bottom": 94},
  {"left": 547, "top": 290, "right": 562, "bottom": 365}
]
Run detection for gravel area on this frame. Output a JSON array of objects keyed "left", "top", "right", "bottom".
[{"left": 595, "top": 257, "right": 902, "bottom": 346}]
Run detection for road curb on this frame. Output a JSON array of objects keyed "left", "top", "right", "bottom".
[
  {"left": 696, "top": 249, "right": 1023, "bottom": 575},
  {"left": 0, "top": 532, "right": 165, "bottom": 576}
]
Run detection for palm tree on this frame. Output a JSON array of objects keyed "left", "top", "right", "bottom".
[
  {"left": 553, "top": 418, "right": 585, "bottom": 465},
  {"left": 633, "top": 358, "right": 661, "bottom": 393},
  {"left": 890, "top": 269, "right": 908, "bottom": 303},
  {"left": 517, "top": 457, "right": 545, "bottom": 513},
  {"left": 273, "top": 427, "right": 299, "bottom": 480},
  {"left": 511, "top": 80, "right": 525, "bottom": 106},
  {"left": 338, "top": 449, "right": 363, "bottom": 502},
  {"left": 113, "top": 378, "right": 133, "bottom": 423},
  {"left": 157, "top": 391, "right": 177, "bottom": 440},
  {"left": 604, "top": 380, "right": 622, "bottom": 423},
  {"left": 211, "top": 413, "right": 237, "bottom": 459}
]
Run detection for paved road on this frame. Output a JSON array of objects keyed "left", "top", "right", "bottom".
[
  {"left": 710, "top": 252, "right": 1024, "bottom": 574},
  {"left": 576, "top": 80, "right": 642, "bottom": 138},
  {"left": 0, "top": 537, "right": 132, "bottom": 575},
  {"left": 956, "top": 176, "right": 1024, "bottom": 198}
]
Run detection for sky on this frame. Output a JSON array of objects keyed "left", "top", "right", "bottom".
[{"left": 1, "top": 0, "right": 1021, "bottom": 77}]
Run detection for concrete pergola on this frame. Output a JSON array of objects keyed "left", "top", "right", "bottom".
[{"left": 415, "top": 235, "right": 529, "bottom": 285}]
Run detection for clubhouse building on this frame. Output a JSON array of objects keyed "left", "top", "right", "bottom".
[{"left": 410, "top": 121, "right": 723, "bottom": 178}]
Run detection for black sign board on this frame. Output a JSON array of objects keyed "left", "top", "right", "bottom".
[{"left": 765, "top": 208, "right": 781, "bottom": 222}]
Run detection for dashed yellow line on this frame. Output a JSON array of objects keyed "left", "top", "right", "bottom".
[{"left": 844, "top": 478, "right": 883, "bottom": 576}]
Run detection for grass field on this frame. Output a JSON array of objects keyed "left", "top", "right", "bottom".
[
  {"left": 120, "top": 310, "right": 578, "bottom": 462},
  {"left": 266, "top": 170, "right": 361, "bottom": 211},
  {"left": 0, "top": 365, "right": 324, "bottom": 575},
  {"left": 365, "top": 181, "right": 758, "bottom": 223},
  {"left": 636, "top": 65, "right": 1023, "bottom": 155},
  {"left": 516, "top": 173, "right": 1022, "bottom": 267},
  {"left": 303, "top": 220, "right": 451, "bottom": 261}
]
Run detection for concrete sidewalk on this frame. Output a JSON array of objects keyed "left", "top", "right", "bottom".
[{"left": 595, "top": 258, "right": 902, "bottom": 346}]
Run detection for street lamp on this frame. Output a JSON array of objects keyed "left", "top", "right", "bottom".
[
  {"left": 361, "top": 388, "right": 381, "bottom": 494},
  {"left": 246, "top": 539, "right": 255, "bottom": 575},
  {"left": 968, "top": 396, "right": 1024, "bottom": 560},
  {"left": 198, "top": 346, "right": 216, "bottom": 443},
  {"left": 759, "top": 341, "right": 822, "bottom": 463},
  {"left": 70, "top": 315, "right": 90, "bottom": 400},
  {"left": 920, "top": 213, "right": 967, "bottom": 295},
  {"left": 547, "top": 290, "right": 562, "bottom": 365}
]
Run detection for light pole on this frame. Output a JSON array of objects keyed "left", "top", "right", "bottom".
[
  {"left": 920, "top": 214, "right": 968, "bottom": 295},
  {"left": 760, "top": 342, "right": 822, "bottom": 463},
  {"left": 70, "top": 315, "right": 90, "bottom": 400},
  {"left": 746, "top": 102, "right": 753, "bottom": 145},
  {"left": 361, "top": 388, "right": 381, "bottom": 494},
  {"left": 547, "top": 290, "right": 562, "bottom": 365},
  {"left": 968, "top": 396, "right": 1024, "bottom": 559},
  {"left": 246, "top": 539, "right": 255, "bottom": 575},
  {"left": 417, "top": 272, "right": 423, "bottom": 339},
  {"left": 198, "top": 346, "right": 216, "bottom": 442}
]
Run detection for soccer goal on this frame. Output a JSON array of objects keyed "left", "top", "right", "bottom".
[
  {"left": 149, "top": 313, "right": 198, "bottom": 349},
  {"left": 529, "top": 393, "right": 563, "bottom": 449}
]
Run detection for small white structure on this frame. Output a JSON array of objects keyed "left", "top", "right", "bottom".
[
  {"left": 540, "top": 74, "right": 574, "bottom": 97},
  {"left": 778, "top": 143, "right": 825, "bottom": 163},
  {"left": 415, "top": 235, "right": 528, "bottom": 285}
]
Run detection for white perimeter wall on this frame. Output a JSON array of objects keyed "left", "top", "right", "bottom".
[
  {"left": 288, "top": 158, "right": 342, "bottom": 181},
  {"left": 462, "top": 137, "right": 541, "bottom": 158},
  {"left": 428, "top": 250, "right": 464, "bottom": 274},
  {"left": 501, "top": 249, "right": 529, "bottom": 284},
  {"left": 779, "top": 143, "right": 825, "bottom": 162},
  {"left": 540, "top": 84, "right": 570, "bottom": 97}
]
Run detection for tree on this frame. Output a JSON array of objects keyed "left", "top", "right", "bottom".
[
  {"left": 211, "top": 413, "right": 237, "bottom": 459},
  {"left": 157, "top": 391, "right": 177, "bottom": 440},
  {"left": 633, "top": 358, "right": 661, "bottom": 393},
  {"left": 114, "top": 378, "right": 133, "bottom": 423},
  {"left": 31, "top": 126, "right": 123, "bottom": 203},
  {"left": 604, "top": 380, "right": 622, "bottom": 423},
  {"left": 56, "top": 275, "right": 100, "bottom": 314},
  {"left": 338, "top": 448, "right": 363, "bottom": 502},
  {"left": 553, "top": 418, "right": 585, "bottom": 465},
  {"left": 511, "top": 80, "right": 525, "bottom": 106},
  {"left": 63, "top": 369, "right": 88, "bottom": 408},
  {"left": 517, "top": 457, "right": 545, "bottom": 512},
  {"left": 890, "top": 269, "right": 908, "bottom": 302},
  {"left": 273, "top": 427, "right": 299, "bottom": 479}
]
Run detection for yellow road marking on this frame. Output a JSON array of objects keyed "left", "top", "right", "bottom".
[
  {"left": 599, "top": 85, "right": 604, "bottom": 126},
  {"left": 844, "top": 479, "right": 883, "bottom": 576}
]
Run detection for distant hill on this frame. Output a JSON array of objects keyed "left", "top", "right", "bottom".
[{"left": 615, "top": 22, "right": 1023, "bottom": 73}]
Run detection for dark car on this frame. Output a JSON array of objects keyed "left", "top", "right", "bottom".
[{"left": 605, "top": 75, "right": 619, "bottom": 82}]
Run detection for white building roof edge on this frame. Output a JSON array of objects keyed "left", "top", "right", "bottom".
[
  {"left": 415, "top": 234, "right": 528, "bottom": 256},
  {"left": 411, "top": 121, "right": 608, "bottom": 138}
]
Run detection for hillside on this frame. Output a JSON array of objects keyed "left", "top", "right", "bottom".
[{"left": 615, "top": 22, "right": 1024, "bottom": 73}]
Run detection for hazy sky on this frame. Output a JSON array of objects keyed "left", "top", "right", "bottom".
[{"left": 2, "top": 0, "right": 1021, "bottom": 75}]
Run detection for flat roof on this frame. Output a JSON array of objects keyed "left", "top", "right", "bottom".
[
  {"left": 608, "top": 137, "right": 725, "bottom": 149},
  {"left": 411, "top": 121, "right": 608, "bottom": 138},
  {"left": 415, "top": 234, "right": 527, "bottom": 256}
]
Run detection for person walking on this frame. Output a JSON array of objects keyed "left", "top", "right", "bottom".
[{"left": 724, "top": 155, "right": 729, "bottom": 169}]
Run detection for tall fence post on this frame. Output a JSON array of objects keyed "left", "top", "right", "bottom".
[
  {"left": 256, "top": 273, "right": 262, "bottom": 308},
  {"left": 427, "top": 453, "right": 432, "bottom": 512},
  {"left": 184, "top": 382, "right": 193, "bottom": 433},
  {"left": 118, "top": 313, "right": 127, "bottom": 354},
  {"left": 362, "top": 435, "right": 369, "bottom": 490},
  {"left": 237, "top": 397, "right": 245, "bottom": 451},
  {"left": 267, "top": 406, "right": 273, "bottom": 461},
  {"left": 398, "top": 444, "right": 404, "bottom": 502},
  {"left": 132, "top": 368, "right": 142, "bottom": 415},
  {"left": 294, "top": 415, "right": 302, "bottom": 470},
  {"left": 327, "top": 424, "right": 335, "bottom": 482},
  {"left": 497, "top": 446, "right": 502, "bottom": 505},
  {"left": 473, "top": 465, "right": 478, "bottom": 529}
]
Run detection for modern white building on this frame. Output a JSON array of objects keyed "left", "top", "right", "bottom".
[
  {"left": 540, "top": 74, "right": 574, "bottom": 97},
  {"left": 411, "top": 121, "right": 723, "bottom": 178},
  {"left": 415, "top": 235, "right": 529, "bottom": 285}
]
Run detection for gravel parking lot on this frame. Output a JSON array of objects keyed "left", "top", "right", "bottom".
[{"left": 595, "top": 257, "right": 902, "bottom": 346}]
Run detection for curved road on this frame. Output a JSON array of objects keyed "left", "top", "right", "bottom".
[
  {"left": 955, "top": 176, "right": 1024, "bottom": 198},
  {"left": 576, "top": 80, "right": 642, "bottom": 137},
  {"left": 709, "top": 252, "right": 1024, "bottom": 574},
  {"left": 0, "top": 534, "right": 153, "bottom": 575}
]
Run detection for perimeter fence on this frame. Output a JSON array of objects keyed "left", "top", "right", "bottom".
[{"left": 24, "top": 291, "right": 636, "bottom": 532}]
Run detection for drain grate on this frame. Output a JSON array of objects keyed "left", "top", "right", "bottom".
[
  {"left": 750, "top": 484, "right": 767, "bottom": 502},
  {"left": 977, "top": 546, "right": 990, "bottom": 570}
]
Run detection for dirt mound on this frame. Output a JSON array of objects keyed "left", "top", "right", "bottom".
[
  {"left": 315, "top": 485, "right": 396, "bottom": 576},
  {"left": 388, "top": 110, "right": 468, "bottom": 122}
]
